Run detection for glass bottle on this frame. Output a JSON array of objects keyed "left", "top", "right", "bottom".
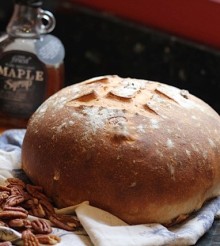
[{"left": 0, "top": 0, "right": 65, "bottom": 128}]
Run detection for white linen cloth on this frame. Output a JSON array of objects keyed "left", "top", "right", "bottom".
[{"left": 0, "top": 129, "right": 219, "bottom": 245}]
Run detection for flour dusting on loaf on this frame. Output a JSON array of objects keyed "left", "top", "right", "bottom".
[{"left": 22, "top": 75, "right": 220, "bottom": 225}]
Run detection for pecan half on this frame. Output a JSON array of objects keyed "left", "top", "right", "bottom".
[
  {"left": 3, "top": 206, "right": 28, "bottom": 215},
  {"left": 31, "top": 219, "right": 52, "bottom": 234},
  {"left": 27, "top": 199, "right": 46, "bottom": 218},
  {"left": 8, "top": 218, "right": 31, "bottom": 229},
  {"left": 7, "top": 178, "right": 25, "bottom": 189},
  {"left": 39, "top": 199, "right": 55, "bottom": 216},
  {"left": 26, "top": 185, "right": 48, "bottom": 201},
  {"left": 0, "top": 210, "right": 28, "bottom": 219},
  {"left": 49, "top": 214, "right": 80, "bottom": 231},
  {"left": 22, "top": 229, "right": 39, "bottom": 246},
  {"left": 5, "top": 194, "right": 24, "bottom": 207},
  {"left": 8, "top": 218, "right": 25, "bottom": 228},
  {"left": 36, "top": 234, "right": 61, "bottom": 245}
]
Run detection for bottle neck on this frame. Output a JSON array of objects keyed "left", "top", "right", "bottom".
[{"left": 6, "top": 3, "right": 42, "bottom": 38}]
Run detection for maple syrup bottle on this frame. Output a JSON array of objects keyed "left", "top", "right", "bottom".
[{"left": 0, "top": 0, "right": 65, "bottom": 128}]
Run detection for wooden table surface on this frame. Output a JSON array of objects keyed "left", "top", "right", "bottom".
[{"left": 0, "top": 127, "right": 11, "bottom": 134}]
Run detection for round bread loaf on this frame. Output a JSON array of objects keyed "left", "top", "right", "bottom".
[{"left": 22, "top": 75, "right": 220, "bottom": 225}]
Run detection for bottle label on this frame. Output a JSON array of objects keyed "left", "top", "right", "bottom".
[
  {"left": 0, "top": 50, "right": 47, "bottom": 118},
  {"left": 35, "top": 34, "right": 65, "bottom": 65}
]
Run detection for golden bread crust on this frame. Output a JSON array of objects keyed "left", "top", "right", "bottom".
[{"left": 22, "top": 75, "right": 220, "bottom": 224}]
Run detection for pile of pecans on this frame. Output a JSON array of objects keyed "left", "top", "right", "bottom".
[{"left": 0, "top": 178, "right": 81, "bottom": 246}]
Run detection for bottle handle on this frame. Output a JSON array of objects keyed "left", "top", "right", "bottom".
[{"left": 38, "top": 9, "right": 56, "bottom": 34}]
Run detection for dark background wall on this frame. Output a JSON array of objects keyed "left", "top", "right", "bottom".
[{"left": 0, "top": 0, "right": 220, "bottom": 113}]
